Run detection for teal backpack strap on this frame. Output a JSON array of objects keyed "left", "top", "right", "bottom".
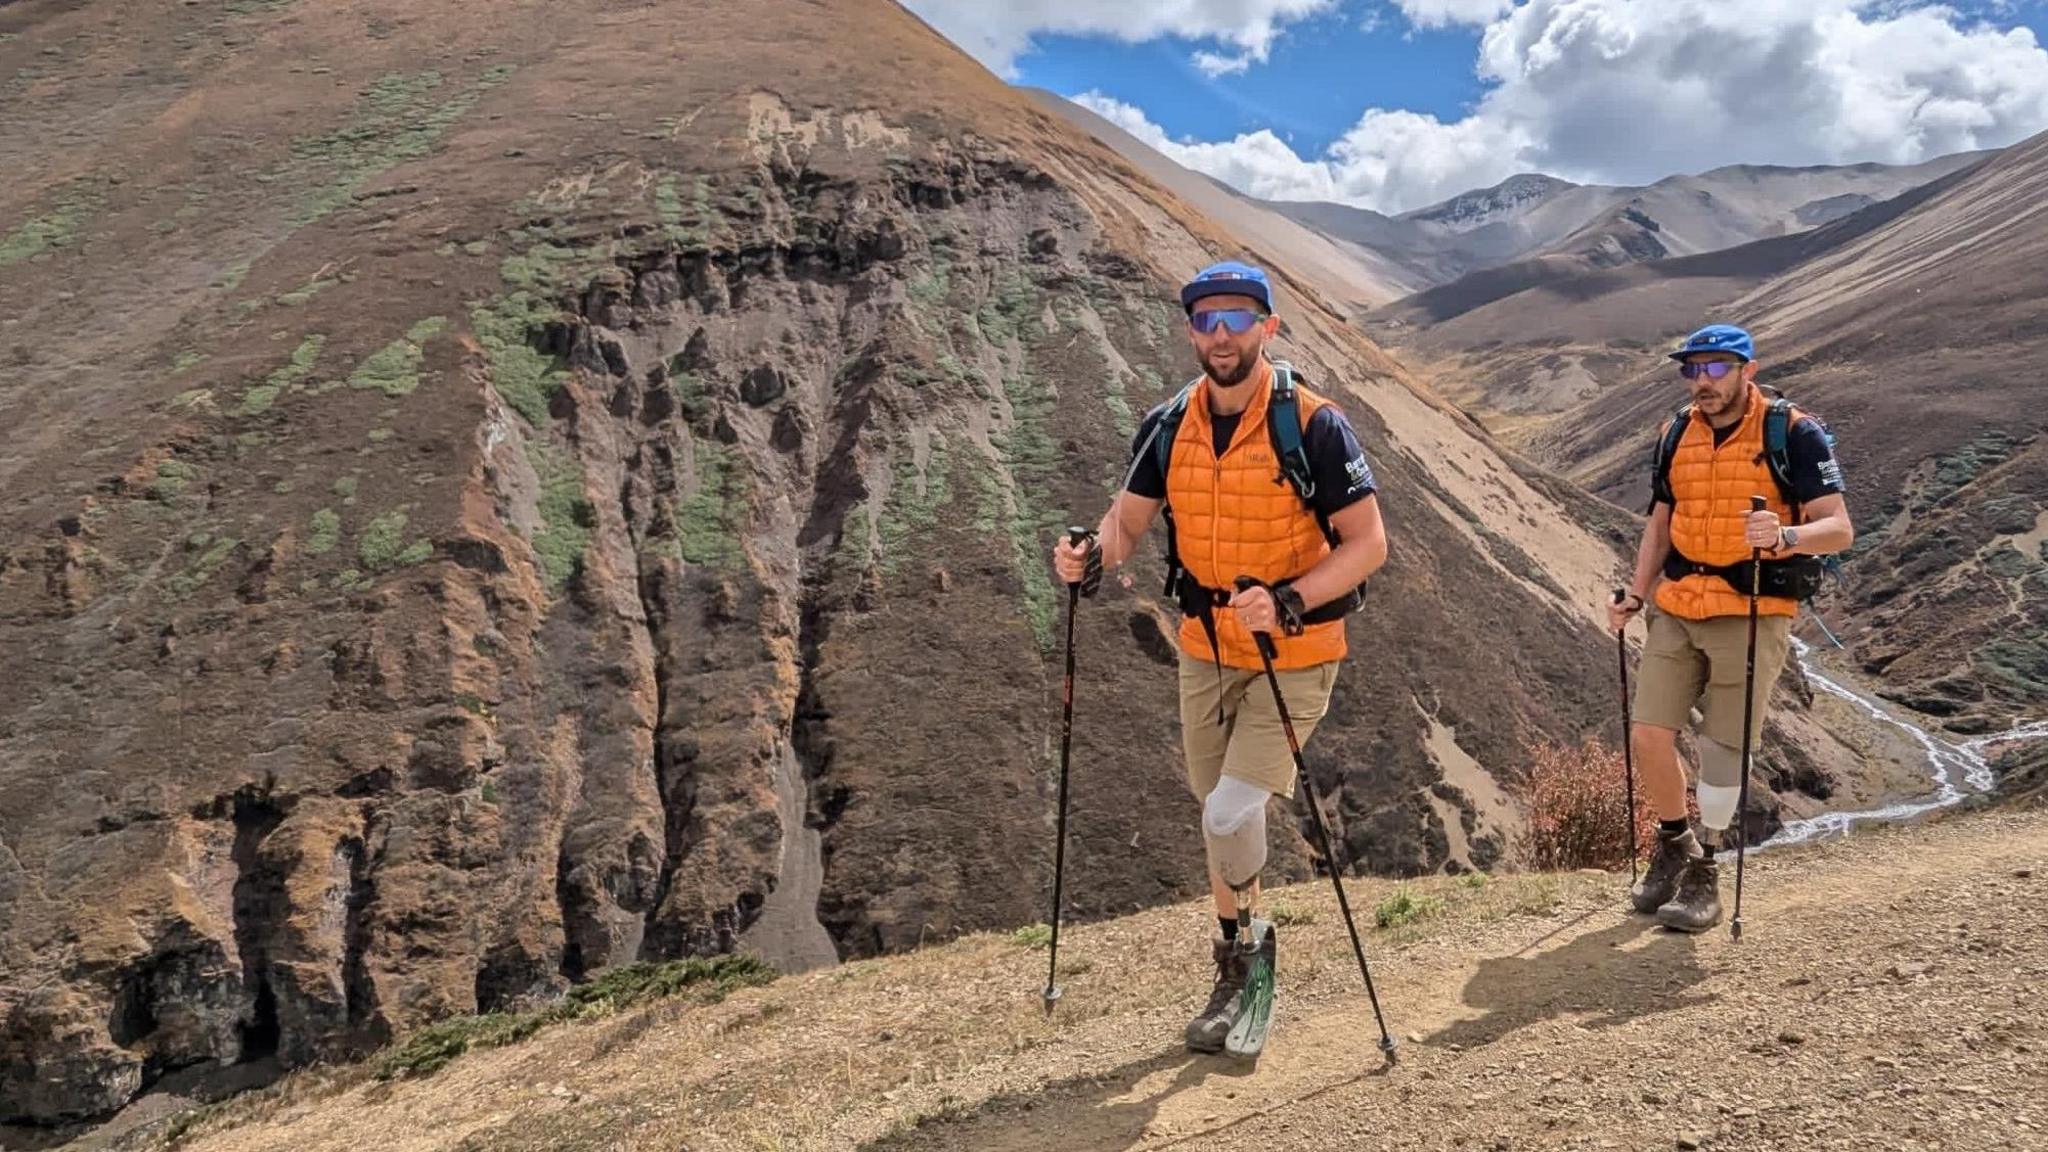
[
  {"left": 1265, "top": 362, "right": 1317, "bottom": 505},
  {"left": 1763, "top": 397, "right": 1797, "bottom": 508},
  {"left": 1650, "top": 402, "right": 1692, "bottom": 510},
  {"left": 1152, "top": 379, "right": 1199, "bottom": 485}
]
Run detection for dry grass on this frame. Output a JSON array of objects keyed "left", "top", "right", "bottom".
[{"left": 151, "top": 865, "right": 1621, "bottom": 1152}]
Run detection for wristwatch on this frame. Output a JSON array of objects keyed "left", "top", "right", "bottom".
[
  {"left": 1778, "top": 526, "right": 1800, "bottom": 552},
  {"left": 1272, "top": 584, "right": 1307, "bottom": 636}
]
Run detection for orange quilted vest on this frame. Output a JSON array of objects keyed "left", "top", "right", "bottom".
[
  {"left": 1166, "top": 363, "right": 1347, "bottom": 670},
  {"left": 1656, "top": 383, "right": 1799, "bottom": 621}
]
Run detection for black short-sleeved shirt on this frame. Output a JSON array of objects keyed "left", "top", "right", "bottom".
[
  {"left": 1650, "top": 415, "right": 1844, "bottom": 509},
  {"left": 1123, "top": 398, "right": 1378, "bottom": 521}
]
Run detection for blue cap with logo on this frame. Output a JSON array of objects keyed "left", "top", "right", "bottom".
[
  {"left": 1669, "top": 323, "right": 1755, "bottom": 362},
  {"left": 1180, "top": 261, "right": 1274, "bottom": 315}
]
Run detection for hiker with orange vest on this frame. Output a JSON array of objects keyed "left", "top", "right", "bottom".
[
  {"left": 1608, "top": 324, "right": 1854, "bottom": 932},
  {"left": 1052, "top": 262, "right": 1389, "bottom": 1056}
]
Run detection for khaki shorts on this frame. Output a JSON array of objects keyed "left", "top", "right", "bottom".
[
  {"left": 1635, "top": 607, "right": 1792, "bottom": 751},
  {"left": 1178, "top": 652, "right": 1339, "bottom": 801}
]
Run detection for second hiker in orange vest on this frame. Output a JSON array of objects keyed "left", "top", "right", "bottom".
[
  {"left": 1052, "top": 261, "right": 1388, "bottom": 1054},
  {"left": 1607, "top": 324, "right": 1854, "bottom": 933}
]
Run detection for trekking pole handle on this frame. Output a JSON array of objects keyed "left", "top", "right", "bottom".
[
  {"left": 1750, "top": 495, "right": 1767, "bottom": 513},
  {"left": 1064, "top": 525, "right": 1093, "bottom": 591},
  {"left": 1232, "top": 576, "right": 1281, "bottom": 662}
]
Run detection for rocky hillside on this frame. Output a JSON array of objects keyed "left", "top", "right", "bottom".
[{"left": 0, "top": 0, "right": 1674, "bottom": 1130}]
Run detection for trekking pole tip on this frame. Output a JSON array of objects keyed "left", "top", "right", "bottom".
[
  {"left": 1379, "top": 1035, "right": 1399, "bottom": 1065},
  {"left": 1041, "top": 985, "right": 1062, "bottom": 1016},
  {"left": 1730, "top": 919, "right": 1744, "bottom": 943}
]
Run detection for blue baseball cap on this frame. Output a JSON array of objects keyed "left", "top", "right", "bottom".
[
  {"left": 1180, "top": 261, "right": 1274, "bottom": 315},
  {"left": 1669, "top": 324, "right": 1754, "bottom": 362}
]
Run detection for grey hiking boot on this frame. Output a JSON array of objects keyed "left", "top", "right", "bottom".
[
  {"left": 1656, "top": 856, "right": 1723, "bottom": 933},
  {"left": 1185, "top": 936, "right": 1248, "bottom": 1053},
  {"left": 1631, "top": 826, "right": 1703, "bottom": 914}
]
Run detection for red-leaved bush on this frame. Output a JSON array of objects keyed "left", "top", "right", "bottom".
[{"left": 1520, "top": 739, "right": 1698, "bottom": 871}]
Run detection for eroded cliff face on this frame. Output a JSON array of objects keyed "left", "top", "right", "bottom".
[{"left": 0, "top": 0, "right": 1631, "bottom": 1126}]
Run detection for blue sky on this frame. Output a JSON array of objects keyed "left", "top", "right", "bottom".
[
  {"left": 908, "top": 1, "right": 2048, "bottom": 212},
  {"left": 1011, "top": 13, "right": 1486, "bottom": 159}
]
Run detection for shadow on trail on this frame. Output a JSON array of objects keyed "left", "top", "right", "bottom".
[
  {"left": 1427, "top": 914, "right": 1719, "bottom": 1051},
  {"left": 859, "top": 1042, "right": 1252, "bottom": 1152}
]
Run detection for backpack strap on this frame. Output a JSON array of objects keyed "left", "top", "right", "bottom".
[
  {"left": 1267, "top": 361, "right": 1347, "bottom": 551},
  {"left": 1266, "top": 361, "right": 1316, "bottom": 503},
  {"left": 1650, "top": 402, "right": 1692, "bottom": 510},
  {"left": 1762, "top": 397, "right": 1798, "bottom": 513},
  {"left": 1151, "top": 379, "right": 1199, "bottom": 487}
]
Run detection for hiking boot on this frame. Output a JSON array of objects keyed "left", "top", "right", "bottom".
[
  {"left": 1631, "top": 826, "right": 1703, "bottom": 914},
  {"left": 1656, "top": 856, "right": 1723, "bottom": 934},
  {"left": 1185, "top": 935, "right": 1249, "bottom": 1053}
]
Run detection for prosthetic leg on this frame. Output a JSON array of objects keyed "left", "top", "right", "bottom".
[
  {"left": 1195, "top": 777, "right": 1278, "bottom": 1059},
  {"left": 1658, "top": 738, "right": 1738, "bottom": 932}
]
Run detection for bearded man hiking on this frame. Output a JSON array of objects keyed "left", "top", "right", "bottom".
[
  {"left": 1609, "top": 324, "right": 1853, "bottom": 933},
  {"left": 1051, "top": 262, "right": 1388, "bottom": 1056}
]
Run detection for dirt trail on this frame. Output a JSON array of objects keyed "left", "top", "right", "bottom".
[
  {"left": 114, "top": 806, "right": 2047, "bottom": 1152},
  {"left": 871, "top": 809, "right": 2048, "bottom": 1152}
]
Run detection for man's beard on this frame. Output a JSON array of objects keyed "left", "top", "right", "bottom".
[
  {"left": 1693, "top": 385, "right": 1736, "bottom": 418},
  {"left": 1205, "top": 347, "right": 1258, "bottom": 387}
]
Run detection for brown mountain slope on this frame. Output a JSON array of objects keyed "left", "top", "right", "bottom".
[
  {"left": 1268, "top": 158, "right": 1982, "bottom": 302},
  {"left": 1368, "top": 156, "right": 1989, "bottom": 340},
  {"left": 1529, "top": 155, "right": 1987, "bottom": 272}
]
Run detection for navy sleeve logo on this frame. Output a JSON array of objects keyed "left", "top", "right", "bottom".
[{"left": 1344, "top": 454, "right": 1374, "bottom": 496}]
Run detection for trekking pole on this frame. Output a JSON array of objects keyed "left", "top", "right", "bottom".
[
  {"left": 1731, "top": 496, "right": 1766, "bottom": 943},
  {"left": 1233, "top": 576, "right": 1398, "bottom": 1066},
  {"left": 1043, "top": 527, "right": 1090, "bottom": 1015},
  {"left": 1612, "top": 590, "right": 1639, "bottom": 884}
]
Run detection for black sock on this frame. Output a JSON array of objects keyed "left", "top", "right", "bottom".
[
  {"left": 1659, "top": 818, "right": 1689, "bottom": 836},
  {"left": 1219, "top": 916, "right": 1239, "bottom": 942}
]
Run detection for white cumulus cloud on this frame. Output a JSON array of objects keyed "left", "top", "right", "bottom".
[
  {"left": 901, "top": 0, "right": 1336, "bottom": 78},
  {"left": 1066, "top": 1, "right": 2048, "bottom": 213},
  {"left": 1192, "top": 50, "right": 1256, "bottom": 77},
  {"left": 1391, "top": 0, "right": 1516, "bottom": 29}
]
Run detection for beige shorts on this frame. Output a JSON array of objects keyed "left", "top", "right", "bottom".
[
  {"left": 1178, "top": 652, "right": 1339, "bottom": 801},
  {"left": 1635, "top": 607, "right": 1792, "bottom": 751}
]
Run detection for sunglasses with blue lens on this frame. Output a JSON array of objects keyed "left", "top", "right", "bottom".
[
  {"left": 1189, "top": 308, "right": 1267, "bottom": 336},
  {"left": 1678, "top": 360, "right": 1741, "bottom": 381}
]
